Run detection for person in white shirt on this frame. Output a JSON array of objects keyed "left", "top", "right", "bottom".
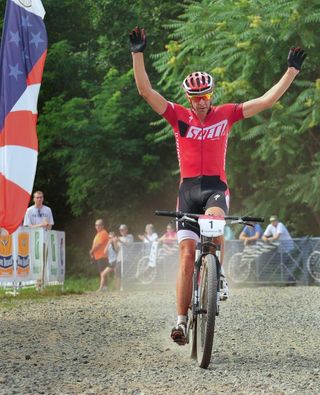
[
  {"left": 23, "top": 190, "right": 54, "bottom": 288},
  {"left": 263, "top": 215, "right": 295, "bottom": 283},
  {"left": 138, "top": 224, "right": 158, "bottom": 243},
  {"left": 262, "top": 215, "right": 292, "bottom": 246},
  {"left": 115, "top": 224, "right": 134, "bottom": 290},
  {"left": 23, "top": 190, "right": 54, "bottom": 230}
]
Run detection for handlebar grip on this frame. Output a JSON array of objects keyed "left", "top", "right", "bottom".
[{"left": 241, "top": 216, "right": 264, "bottom": 222}]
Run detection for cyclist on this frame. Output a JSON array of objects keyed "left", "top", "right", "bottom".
[{"left": 129, "top": 27, "right": 306, "bottom": 345}]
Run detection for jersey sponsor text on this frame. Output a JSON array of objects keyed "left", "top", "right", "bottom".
[{"left": 186, "top": 120, "right": 228, "bottom": 140}]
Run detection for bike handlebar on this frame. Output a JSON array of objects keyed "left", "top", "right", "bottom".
[
  {"left": 239, "top": 216, "right": 264, "bottom": 222},
  {"left": 155, "top": 210, "right": 264, "bottom": 223}
]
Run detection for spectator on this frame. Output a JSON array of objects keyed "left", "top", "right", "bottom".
[
  {"left": 159, "top": 223, "right": 178, "bottom": 254},
  {"left": 239, "top": 222, "right": 263, "bottom": 245},
  {"left": 138, "top": 224, "right": 158, "bottom": 243},
  {"left": 159, "top": 223, "right": 177, "bottom": 243},
  {"left": 23, "top": 190, "right": 54, "bottom": 288},
  {"left": 100, "top": 232, "right": 119, "bottom": 291},
  {"left": 118, "top": 224, "right": 134, "bottom": 247},
  {"left": 262, "top": 215, "right": 295, "bottom": 283},
  {"left": 116, "top": 224, "right": 134, "bottom": 289},
  {"left": 262, "top": 215, "right": 293, "bottom": 250},
  {"left": 89, "top": 219, "right": 109, "bottom": 291},
  {"left": 23, "top": 190, "right": 54, "bottom": 230}
]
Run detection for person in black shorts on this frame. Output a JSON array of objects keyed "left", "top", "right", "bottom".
[
  {"left": 130, "top": 26, "right": 306, "bottom": 345},
  {"left": 178, "top": 176, "right": 228, "bottom": 234}
]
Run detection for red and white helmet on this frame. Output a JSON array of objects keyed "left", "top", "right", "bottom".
[{"left": 182, "top": 71, "right": 214, "bottom": 95}]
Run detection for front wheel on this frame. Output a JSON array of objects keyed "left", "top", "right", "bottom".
[
  {"left": 187, "top": 312, "right": 197, "bottom": 359},
  {"left": 196, "top": 254, "right": 218, "bottom": 369},
  {"left": 307, "top": 251, "right": 320, "bottom": 282}
]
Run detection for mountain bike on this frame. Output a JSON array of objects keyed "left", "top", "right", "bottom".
[{"left": 155, "top": 210, "right": 264, "bottom": 369}]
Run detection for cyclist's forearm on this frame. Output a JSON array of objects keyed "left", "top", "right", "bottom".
[
  {"left": 261, "top": 68, "right": 299, "bottom": 104},
  {"left": 248, "top": 232, "right": 261, "bottom": 241},
  {"left": 243, "top": 68, "right": 299, "bottom": 117},
  {"left": 132, "top": 52, "right": 153, "bottom": 96},
  {"left": 132, "top": 52, "right": 168, "bottom": 114}
]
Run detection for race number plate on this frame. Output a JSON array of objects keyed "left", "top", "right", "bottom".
[{"left": 198, "top": 216, "right": 226, "bottom": 237}]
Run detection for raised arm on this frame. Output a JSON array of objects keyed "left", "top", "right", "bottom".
[
  {"left": 243, "top": 48, "right": 306, "bottom": 118},
  {"left": 130, "top": 27, "right": 167, "bottom": 115}
]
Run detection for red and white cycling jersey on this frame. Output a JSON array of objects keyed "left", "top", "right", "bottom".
[{"left": 162, "top": 102, "right": 244, "bottom": 185}]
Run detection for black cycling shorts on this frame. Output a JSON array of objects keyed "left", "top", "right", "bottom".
[{"left": 177, "top": 175, "right": 228, "bottom": 234}]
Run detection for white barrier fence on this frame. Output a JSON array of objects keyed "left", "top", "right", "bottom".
[
  {"left": 224, "top": 238, "right": 320, "bottom": 285},
  {"left": 120, "top": 238, "right": 320, "bottom": 289},
  {"left": 120, "top": 241, "right": 179, "bottom": 290},
  {"left": 0, "top": 227, "right": 66, "bottom": 291}
]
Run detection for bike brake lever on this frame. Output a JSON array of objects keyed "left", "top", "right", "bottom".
[
  {"left": 230, "top": 219, "right": 243, "bottom": 225},
  {"left": 181, "top": 215, "right": 197, "bottom": 223},
  {"left": 177, "top": 217, "right": 199, "bottom": 233}
]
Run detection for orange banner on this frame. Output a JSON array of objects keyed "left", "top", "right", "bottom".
[
  {"left": 17, "top": 232, "right": 30, "bottom": 276},
  {"left": 0, "top": 235, "right": 13, "bottom": 276}
]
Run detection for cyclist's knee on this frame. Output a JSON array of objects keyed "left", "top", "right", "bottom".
[
  {"left": 205, "top": 207, "right": 225, "bottom": 247},
  {"left": 205, "top": 206, "right": 225, "bottom": 217},
  {"left": 179, "top": 240, "right": 196, "bottom": 258},
  {"left": 179, "top": 240, "right": 196, "bottom": 273}
]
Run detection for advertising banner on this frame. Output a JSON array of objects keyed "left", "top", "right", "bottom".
[
  {"left": 16, "top": 230, "right": 30, "bottom": 277},
  {"left": 0, "top": 227, "right": 65, "bottom": 287},
  {"left": 30, "top": 229, "right": 44, "bottom": 277},
  {"left": 47, "top": 231, "right": 58, "bottom": 283},
  {"left": 56, "top": 231, "right": 66, "bottom": 283},
  {"left": 0, "top": 234, "right": 14, "bottom": 277}
]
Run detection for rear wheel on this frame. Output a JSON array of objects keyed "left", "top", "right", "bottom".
[
  {"left": 135, "top": 256, "right": 156, "bottom": 284},
  {"left": 307, "top": 251, "right": 320, "bottom": 282},
  {"left": 196, "top": 254, "right": 218, "bottom": 369}
]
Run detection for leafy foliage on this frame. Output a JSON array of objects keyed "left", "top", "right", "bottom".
[
  {"left": 153, "top": 0, "right": 320, "bottom": 235},
  {"left": 33, "top": 0, "right": 183, "bottom": 235}
]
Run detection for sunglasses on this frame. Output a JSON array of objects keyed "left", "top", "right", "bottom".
[{"left": 187, "top": 93, "right": 213, "bottom": 102}]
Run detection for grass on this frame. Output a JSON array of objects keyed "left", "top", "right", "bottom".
[{"left": 0, "top": 276, "right": 100, "bottom": 308}]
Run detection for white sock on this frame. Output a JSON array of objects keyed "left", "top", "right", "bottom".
[{"left": 177, "top": 315, "right": 187, "bottom": 325}]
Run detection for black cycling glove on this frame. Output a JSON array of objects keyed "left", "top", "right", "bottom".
[
  {"left": 129, "top": 27, "right": 147, "bottom": 53},
  {"left": 287, "top": 47, "right": 307, "bottom": 70}
]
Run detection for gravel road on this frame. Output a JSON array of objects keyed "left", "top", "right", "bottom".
[{"left": 1, "top": 286, "right": 320, "bottom": 395}]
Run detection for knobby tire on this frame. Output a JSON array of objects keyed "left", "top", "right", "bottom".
[
  {"left": 188, "top": 310, "right": 197, "bottom": 359},
  {"left": 196, "top": 253, "right": 218, "bottom": 369}
]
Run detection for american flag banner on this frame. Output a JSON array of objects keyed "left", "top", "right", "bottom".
[{"left": 0, "top": 0, "right": 47, "bottom": 234}]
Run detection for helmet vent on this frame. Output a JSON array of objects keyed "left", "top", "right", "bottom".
[{"left": 182, "top": 71, "right": 214, "bottom": 95}]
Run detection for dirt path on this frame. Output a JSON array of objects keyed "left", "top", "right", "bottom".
[{"left": 0, "top": 286, "right": 320, "bottom": 395}]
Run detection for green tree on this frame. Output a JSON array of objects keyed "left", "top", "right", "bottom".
[
  {"left": 153, "top": 0, "right": 320, "bottom": 235},
  {"left": 34, "top": 1, "right": 184, "bottom": 237}
]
